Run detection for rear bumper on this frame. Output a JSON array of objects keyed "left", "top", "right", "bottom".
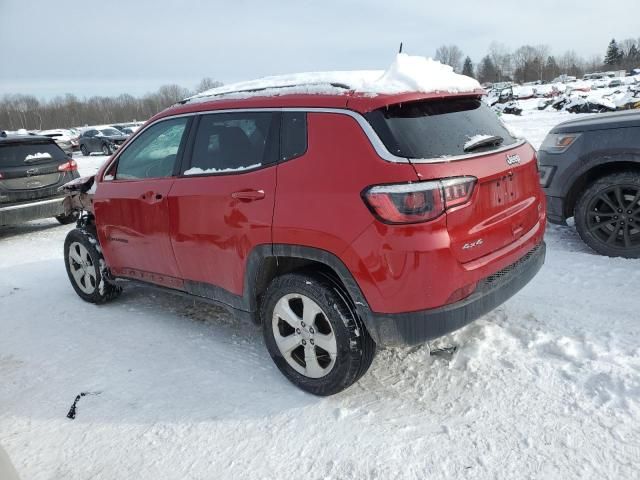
[
  {"left": 0, "top": 196, "right": 66, "bottom": 225},
  {"left": 364, "top": 241, "right": 546, "bottom": 346}
]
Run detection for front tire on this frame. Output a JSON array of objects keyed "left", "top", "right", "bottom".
[
  {"left": 64, "top": 228, "right": 122, "bottom": 303},
  {"left": 575, "top": 171, "right": 640, "bottom": 258},
  {"left": 101, "top": 144, "right": 111, "bottom": 156},
  {"left": 261, "top": 272, "right": 376, "bottom": 396},
  {"left": 80, "top": 144, "right": 89, "bottom": 156}
]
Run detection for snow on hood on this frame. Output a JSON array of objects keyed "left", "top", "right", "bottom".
[{"left": 187, "top": 54, "right": 481, "bottom": 102}]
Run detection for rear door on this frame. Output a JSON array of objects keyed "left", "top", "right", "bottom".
[
  {"left": 168, "top": 111, "right": 279, "bottom": 299},
  {"left": 94, "top": 117, "right": 191, "bottom": 287},
  {"left": 365, "top": 97, "right": 543, "bottom": 262},
  {"left": 0, "top": 139, "right": 71, "bottom": 205}
]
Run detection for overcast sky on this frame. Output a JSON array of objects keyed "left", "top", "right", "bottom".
[{"left": 1, "top": 0, "right": 639, "bottom": 98}]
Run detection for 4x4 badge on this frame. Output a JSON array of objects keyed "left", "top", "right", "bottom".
[{"left": 506, "top": 154, "right": 521, "bottom": 166}]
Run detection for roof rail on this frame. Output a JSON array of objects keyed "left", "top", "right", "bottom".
[{"left": 181, "top": 81, "right": 352, "bottom": 104}]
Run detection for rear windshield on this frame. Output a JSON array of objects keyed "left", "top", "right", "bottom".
[
  {"left": 365, "top": 98, "right": 518, "bottom": 159},
  {"left": 0, "top": 141, "right": 67, "bottom": 167}
]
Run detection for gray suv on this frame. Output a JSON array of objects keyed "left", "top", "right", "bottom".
[
  {"left": 539, "top": 111, "right": 640, "bottom": 257},
  {"left": 0, "top": 132, "right": 80, "bottom": 225}
]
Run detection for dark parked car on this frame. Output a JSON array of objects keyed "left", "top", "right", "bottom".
[
  {"left": 0, "top": 131, "right": 79, "bottom": 225},
  {"left": 539, "top": 110, "right": 640, "bottom": 257},
  {"left": 61, "top": 77, "right": 546, "bottom": 395},
  {"left": 79, "top": 127, "right": 127, "bottom": 156}
]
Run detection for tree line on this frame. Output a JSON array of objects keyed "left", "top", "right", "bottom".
[
  {"left": 0, "top": 78, "right": 222, "bottom": 131},
  {"left": 3, "top": 37, "right": 640, "bottom": 131},
  {"left": 436, "top": 38, "right": 640, "bottom": 84}
]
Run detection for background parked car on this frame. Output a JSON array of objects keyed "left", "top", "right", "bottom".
[
  {"left": 79, "top": 127, "right": 128, "bottom": 156},
  {"left": 0, "top": 130, "right": 79, "bottom": 225},
  {"left": 38, "top": 129, "right": 78, "bottom": 154},
  {"left": 538, "top": 110, "right": 640, "bottom": 257}
]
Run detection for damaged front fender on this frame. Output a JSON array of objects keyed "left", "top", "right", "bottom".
[{"left": 60, "top": 175, "right": 96, "bottom": 215}]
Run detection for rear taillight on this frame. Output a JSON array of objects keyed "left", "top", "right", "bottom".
[
  {"left": 362, "top": 176, "right": 476, "bottom": 224},
  {"left": 58, "top": 159, "right": 77, "bottom": 172}
]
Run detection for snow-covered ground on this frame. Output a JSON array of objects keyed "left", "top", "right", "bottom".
[{"left": 1, "top": 106, "right": 639, "bottom": 480}]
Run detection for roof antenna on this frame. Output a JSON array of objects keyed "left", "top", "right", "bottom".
[{"left": 398, "top": 42, "right": 403, "bottom": 54}]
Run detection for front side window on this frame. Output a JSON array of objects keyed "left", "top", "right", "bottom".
[
  {"left": 99, "top": 128, "right": 122, "bottom": 136},
  {"left": 184, "top": 112, "right": 276, "bottom": 175},
  {"left": 113, "top": 117, "right": 188, "bottom": 180}
]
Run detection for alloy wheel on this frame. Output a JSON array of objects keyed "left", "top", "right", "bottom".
[
  {"left": 586, "top": 185, "right": 640, "bottom": 249},
  {"left": 271, "top": 293, "right": 337, "bottom": 379},
  {"left": 68, "top": 241, "right": 98, "bottom": 294}
]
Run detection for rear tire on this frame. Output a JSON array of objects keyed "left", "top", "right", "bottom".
[
  {"left": 575, "top": 171, "right": 640, "bottom": 258},
  {"left": 80, "top": 144, "right": 89, "bottom": 156},
  {"left": 101, "top": 144, "right": 111, "bottom": 156},
  {"left": 64, "top": 228, "right": 122, "bottom": 303},
  {"left": 261, "top": 272, "right": 376, "bottom": 396}
]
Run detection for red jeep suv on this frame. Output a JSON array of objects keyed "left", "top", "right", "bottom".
[{"left": 62, "top": 74, "right": 546, "bottom": 395}]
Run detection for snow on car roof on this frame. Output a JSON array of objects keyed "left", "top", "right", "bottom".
[{"left": 185, "top": 54, "right": 481, "bottom": 104}]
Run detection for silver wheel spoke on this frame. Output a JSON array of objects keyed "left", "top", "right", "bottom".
[
  {"left": 314, "top": 333, "right": 337, "bottom": 357},
  {"left": 275, "top": 333, "right": 301, "bottom": 354},
  {"left": 302, "top": 296, "right": 322, "bottom": 327},
  {"left": 71, "top": 266, "right": 84, "bottom": 284},
  {"left": 273, "top": 300, "right": 301, "bottom": 329},
  {"left": 69, "top": 249, "right": 83, "bottom": 265},
  {"left": 304, "top": 344, "right": 323, "bottom": 378}
]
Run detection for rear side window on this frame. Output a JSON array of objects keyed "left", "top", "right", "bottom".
[
  {"left": 185, "top": 112, "right": 276, "bottom": 175},
  {"left": 365, "top": 98, "right": 517, "bottom": 159},
  {"left": 0, "top": 141, "right": 67, "bottom": 167},
  {"left": 114, "top": 117, "right": 188, "bottom": 180},
  {"left": 280, "top": 112, "right": 307, "bottom": 161}
]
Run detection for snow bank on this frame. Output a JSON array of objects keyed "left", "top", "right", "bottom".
[{"left": 187, "top": 54, "right": 481, "bottom": 102}]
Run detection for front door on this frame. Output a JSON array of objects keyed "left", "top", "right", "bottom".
[{"left": 94, "top": 116, "right": 191, "bottom": 289}]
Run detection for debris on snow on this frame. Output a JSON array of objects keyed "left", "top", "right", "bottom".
[{"left": 66, "top": 391, "right": 101, "bottom": 420}]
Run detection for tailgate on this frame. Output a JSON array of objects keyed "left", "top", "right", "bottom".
[{"left": 413, "top": 142, "right": 541, "bottom": 263}]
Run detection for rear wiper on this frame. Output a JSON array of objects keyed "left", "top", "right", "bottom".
[{"left": 464, "top": 135, "right": 504, "bottom": 152}]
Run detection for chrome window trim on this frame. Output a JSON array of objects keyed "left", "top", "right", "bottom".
[{"left": 102, "top": 107, "right": 527, "bottom": 180}]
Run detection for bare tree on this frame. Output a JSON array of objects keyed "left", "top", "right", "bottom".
[
  {"left": 488, "top": 42, "right": 512, "bottom": 81},
  {"left": 195, "top": 77, "right": 224, "bottom": 94},
  {"left": 435, "top": 45, "right": 464, "bottom": 72}
]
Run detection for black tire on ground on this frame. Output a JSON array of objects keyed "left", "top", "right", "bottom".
[
  {"left": 64, "top": 228, "right": 122, "bottom": 303},
  {"left": 101, "top": 144, "right": 111, "bottom": 156},
  {"left": 55, "top": 211, "right": 79, "bottom": 225},
  {"left": 261, "top": 272, "right": 376, "bottom": 396},
  {"left": 80, "top": 144, "right": 89, "bottom": 156},
  {"left": 575, "top": 171, "right": 640, "bottom": 258}
]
